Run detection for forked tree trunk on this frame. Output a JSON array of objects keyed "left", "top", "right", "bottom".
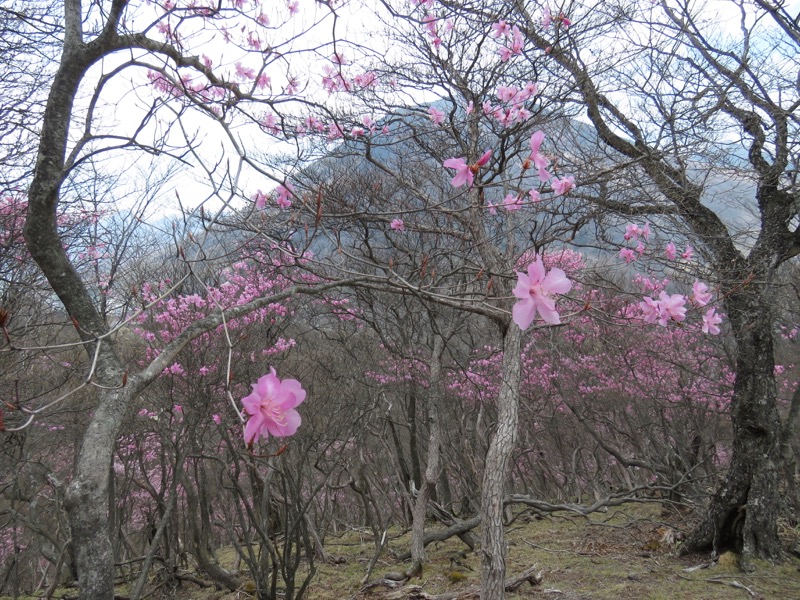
[
  {"left": 480, "top": 324, "right": 522, "bottom": 599},
  {"left": 683, "top": 286, "right": 784, "bottom": 566}
]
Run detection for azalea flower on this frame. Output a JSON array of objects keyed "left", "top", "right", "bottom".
[
  {"left": 512, "top": 254, "right": 572, "bottom": 328},
  {"left": 551, "top": 175, "right": 575, "bottom": 196},
  {"left": 276, "top": 182, "right": 294, "bottom": 209},
  {"left": 253, "top": 190, "right": 268, "bottom": 209},
  {"left": 491, "top": 20, "right": 511, "bottom": 38},
  {"left": 664, "top": 242, "right": 677, "bottom": 260},
  {"left": 624, "top": 223, "right": 642, "bottom": 240},
  {"left": 619, "top": 247, "right": 636, "bottom": 263},
  {"left": 657, "top": 291, "right": 687, "bottom": 325},
  {"left": 443, "top": 149, "right": 492, "bottom": 188},
  {"left": 702, "top": 308, "right": 722, "bottom": 335},
  {"left": 692, "top": 281, "right": 713, "bottom": 306},
  {"left": 681, "top": 244, "right": 694, "bottom": 260},
  {"left": 235, "top": 62, "right": 256, "bottom": 80},
  {"left": 428, "top": 106, "right": 445, "bottom": 125},
  {"left": 528, "top": 131, "right": 550, "bottom": 174},
  {"left": 502, "top": 193, "right": 522, "bottom": 211},
  {"left": 639, "top": 295, "right": 661, "bottom": 324},
  {"left": 242, "top": 367, "right": 306, "bottom": 446},
  {"left": 390, "top": 218, "right": 405, "bottom": 231},
  {"left": 640, "top": 291, "right": 687, "bottom": 326}
]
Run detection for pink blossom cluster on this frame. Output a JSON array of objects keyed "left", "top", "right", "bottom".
[
  {"left": 253, "top": 182, "right": 294, "bottom": 210},
  {"left": 482, "top": 82, "right": 538, "bottom": 128},
  {"left": 491, "top": 21, "right": 525, "bottom": 61}
]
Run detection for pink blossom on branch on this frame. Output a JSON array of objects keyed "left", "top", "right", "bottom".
[
  {"left": 491, "top": 20, "right": 511, "bottom": 38},
  {"left": 639, "top": 291, "right": 687, "bottom": 326},
  {"left": 512, "top": 254, "right": 572, "bottom": 329},
  {"left": 428, "top": 106, "right": 445, "bottom": 125},
  {"left": 276, "top": 182, "right": 294, "bottom": 209},
  {"left": 692, "top": 281, "right": 713, "bottom": 306},
  {"left": 526, "top": 130, "right": 550, "bottom": 177},
  {"left": 551, "top": 175, "right": 575, "bottom": 196},
  {"left": 390, "top": 218, "right": 405, "bottom": 231},
  {"left": 624, "top": 223, "right": 642, "bottom": 240},
  {"left": 443, "top": 149, "right": 492, "bottom": 188},
  {"left": 702, "top": 308, "right": 723, "bottom": 335},
  {"left": 242, "top": 367, "right": 306, "bottom": 446},
  {"left": 619, "top": 247, "right": 636, "bottom": 264}
]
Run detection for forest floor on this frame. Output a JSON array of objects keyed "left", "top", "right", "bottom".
[
  {"left": 7, "top": 503, "right": 799, "bottom": 599},
  {"left": 191, "top": 503, "right": 800, "bottom": 600}
]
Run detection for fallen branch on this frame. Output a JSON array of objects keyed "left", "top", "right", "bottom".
[
  {"left": 678, "top": 574, "right": 756, "bottom": 597},
  {"left": 394, "top": 516, "right": 481, "bottom": 562},
  {"left": 357, "top": 565, "right": 542, "bottom": 599}
]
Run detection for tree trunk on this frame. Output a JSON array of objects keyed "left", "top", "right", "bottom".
[
  {"left": 480, "top": 324, "right": 522, "bottom": 599},
  {"left": 63, "top": 387, "right": 132, "bottom": 599},
  {"left": 683, "top": 286, "right": 784, "bottom": 566},
  {"left": 408, "top": 335, "right": 446, "bottom": 577}
]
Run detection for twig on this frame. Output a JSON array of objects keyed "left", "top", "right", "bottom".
[{"left": 678, "top": 574, "right": 756, "bottom": 597}]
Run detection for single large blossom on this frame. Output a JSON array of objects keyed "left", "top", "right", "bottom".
[
  {"left": 242, "top": 368, "right": 306, "bottom": 446},
  {"left": 512, "top": 255, "right": 572, "bottom": 328},
  {"left": 443, "top": 149, "right": 492, "bottom": 188}
]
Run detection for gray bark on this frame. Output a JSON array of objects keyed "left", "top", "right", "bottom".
[
  {"left": 408, "top": 333, "right": 446, "bottom": 577},
  {"left": 479, "top": 325, "right": 522, "bottom": 599}
]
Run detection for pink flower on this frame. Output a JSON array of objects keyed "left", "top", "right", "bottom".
[
  {"left": 253, "top": 190, "right": 268, "bottom": 209},
  {"left": 639, "top": 295, "right": 661, "bottom": 324},
  {"left": 692, "top": 281, "right": 713, "bottom": 306},
  {"left": 664, "top": 242, "right": 677, "bottom": 260},
  {"left": 256, "top": 74, "right": 271, "bottom": 90},
  {"left": 624, "top": 223, "right": 642, "bottom": 240},
  {"left": 390, "top": 218, "right": 405, "bottom": 231},
  {"left": 428, "top": 106, "right": 445, "bottom": 125},
  {"left": 619, "top": 247, "right": 636, "bottom": 263},
  {"left": 235, "top": 62, "right": 256, "bottom": 80},
  {"left": 276, "top": 182, "right": 294, "bottom": 209},
  {"left": 443, "top": 157, "right": 471, "bottom": 187},
  {"left": 242, "top": 367, "right": 306, "bottom": 446},
  {"left": 657, "top": 291, "right": 687, "bottom": 325},
  {"left": 528, "top": 189, "right": 541, "bottom": 203},
  {"left": 443, "top": 149, "right": 492, "bottom": 188},
  {"left": 552, "top": 175, "right": 575, "bottom": 196},
  {"left": 528, "top": 131, "right": 550, "bottom": 173},
  {"left": 639, "top": 291, "right": 687, "bottom": 326},
  {"left": 681, "top": 244, "right": 694, "bottom": 260},
  {"left": 702, "top": 308, "right": 722, "bottom": 335},
  {"left": 212, "top": 414, "right": 222, "bottom": 425},
  {"left": 512, "top": 255, "right": 572, "bottom": 328},
  {"left": 491, "top": 20, "right": 511, "bottom": 38},
  {"left": 502, "top": 193, "right": 522, "bottom": 211}
]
